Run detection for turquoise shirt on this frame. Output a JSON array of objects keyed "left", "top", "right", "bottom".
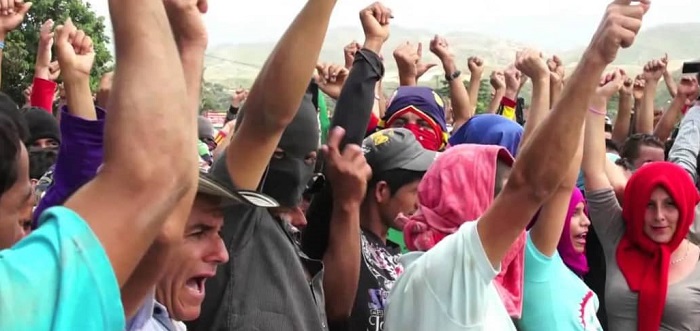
[
  {"left": 518, "top": 233, "right": 602, "bottom": 331},
  {"left": 0, "top": 207, "right": 124, "bottom": 330}
]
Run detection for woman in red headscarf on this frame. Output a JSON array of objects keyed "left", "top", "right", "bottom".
[{"left": 583, "top": 100, "right": 700, "bottom": 330}]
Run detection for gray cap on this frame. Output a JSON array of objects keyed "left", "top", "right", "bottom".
[
  {"left": 362, "top": 128, "right": 438, "bottom": 174},
  {"left": 197, "top": 171, "right": 279, "bottom": 208}
]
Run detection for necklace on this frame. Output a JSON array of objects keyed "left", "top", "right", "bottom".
[{"left": 671, "top": 242, "right": 690, "bottom": 265}]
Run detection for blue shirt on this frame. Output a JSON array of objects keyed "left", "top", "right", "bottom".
[
  {"left": 0, "top": 206, "right": 123, "bottom": 330},
  {"left": 518, "top": 233, "right": 602, "bottom": 331}
]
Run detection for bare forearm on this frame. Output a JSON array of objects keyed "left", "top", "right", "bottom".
[
  {"left": 612, "top": 94, "right": 632, "bottom": 145},
  {"left": 521, "top": 77, "right": 550, "bottom": 144},
  {"left": 636, "top": 82, "right": 657, "bottom": 134},
  {"left": 323, "top": 201, "right": 361, "bottom": 321},
  {"left": 516, "top": 54, "right": 604, "bottom": 196},
  {"left": 246, "top": 0, "right": 336, "bottom": 129},
  {"left": 65, "top": 79, "right": 97, "bottom": 120},
  {"left": 654, "top": 97, "right": 684, "bottom": 141},
  {"left": 468, "top": 72, "right": 482, "bottom": 112},
  {"left": 488, "top": 89, "right": 504, "bottom": 113},
  {"left": 178, "top": 46, "right": 206, "bottom": 116}
]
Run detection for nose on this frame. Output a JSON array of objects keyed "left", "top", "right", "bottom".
[
  {"left": 206, "top": 237, "right": 229, "bottom": 264},
  {"left": 581, "top": 215, "right": 591, "bottom": 227},
  {"left": 654, "top": 206, "right": 666, "bottom": 223}
]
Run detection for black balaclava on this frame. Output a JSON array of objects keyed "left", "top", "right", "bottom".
[
  {"left": 234, "top": 82, "right": 320, "bottom": 208},
  {"left": 23, "top": 107, "right": 61, "bottom": 147}
]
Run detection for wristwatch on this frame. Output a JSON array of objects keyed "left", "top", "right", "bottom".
[{"left": 445, "top": 70, "right": 461, "bottom": 82}]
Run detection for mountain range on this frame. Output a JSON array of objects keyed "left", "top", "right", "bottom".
[{"left": 203, "top": 23, "right": 700, "bottom": 89}]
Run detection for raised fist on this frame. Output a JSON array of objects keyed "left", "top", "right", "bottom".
[
  {"left": 515, "top": 49, "right": 548, "bottom": 81},
  {"left": 642, "top": 57, "right": 667, "bottom": 82},
  {"left": 54, "top": 19, "right": 95, "bottom": 83},
  {"left": 587, "top": 0, "right": 649, "bottom": 65},
  {"left": 360, "top": 2, "right": 391, "bottom": 43},
  {"left": 428, "top": 35, "right": 453, "bottom": 61},
  {"left": 0, "top": 0, "right": 32, "bottom": 34},
  {"left": 490, "top": 71, "right": 506, "bottom": 90},
  {"left": 343, "top": 40, "right": 362, "bottom": 69},
  {"left": 467, "top": 57, "right": 484, "bottom": 76}
]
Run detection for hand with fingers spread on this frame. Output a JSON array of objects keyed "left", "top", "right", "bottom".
[
  {"left": 54, "top": 19, "right": 95, "bottom": 83},
  {"left": 490, "top": 70, "right": 506, "bottom": 90},
  {"left": 393, "top": 41, "right": 436, "bottom": 84},
  {"left": 586, "top": 0, "right": 649, "bottom": 66},
  {"left": 0, "top": 0, "right": 32, "bottom": 37},
  {"left": 546, "top": 55, "right": 565, "bottom": 83},
  {"left": 360, "top": 2, "right": 391, "bottom": 53},
  {"left": 343, "top": 40, "right": 362, "bottom": 69},
  {"left": 642, "top": 57, "right": 667, "bottom": 82},
  {"left": 467, "top": 56, "right": 484, "bottom": 77},
  {"left": 163, "top": 0, "right": 208, "bottom": 47},
  {"left": 677, "top": 76, "right": 699, "bottom": 103},
  {"left": 34, "top": 19, "right": 55, "bottom": 80},
  {"left": 314, "top": 63, "right": 349, "bottom": 100},
  {"left": 515, "top": 49, "right": 548, "bottom": 81},
  {"left": 322, "top": 127, "right": 372, "bottom": 203}
]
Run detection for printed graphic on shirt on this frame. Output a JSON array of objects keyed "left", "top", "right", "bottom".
[
  {"left": 361, "top": 232, "right": 403, "bottom": 331},
  {"left": 579, "top": 291, "right": 603, "bottom": 331}
]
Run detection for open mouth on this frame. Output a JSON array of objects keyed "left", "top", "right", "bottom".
[
  {"left": 185, "top": 277, "right": 206, "bottom": 296},
  {"left": 574, "top": 232, "right": 587, "bottom": 243}
]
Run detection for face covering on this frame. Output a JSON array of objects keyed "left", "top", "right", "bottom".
[
  {"left": 449, "top": 114, "right": 523, "bottom": 157},
  {"left": 403, "top": 123, "right": 441, "bottom": 151},
  {"left": 260, "top": 86, "right": 320, "bottom": 208},
  {"left": 400, "top": 144, "right": 525, "bottom": 318}
]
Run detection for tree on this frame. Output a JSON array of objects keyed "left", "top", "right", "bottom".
[
  {"left": 200, "top": 80, "right": 230, "bottom": 113},
  {"left": 2, "top": 0, "right": 112, "bottom": 104}
]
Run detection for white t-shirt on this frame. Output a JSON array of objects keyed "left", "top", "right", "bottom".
[{"left": 384, "top": 221, "right": 516, "bottom": 331}]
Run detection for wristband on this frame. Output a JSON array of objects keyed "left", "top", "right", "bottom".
[
  {"left": 214, "top": 129, "right": 227, "bottom": 146},
  {"left": 588, "top": 107, "right": 606, "bottom": 116},
  {"left": 0, "top": 41, "right": 5, "bottom": 50}
]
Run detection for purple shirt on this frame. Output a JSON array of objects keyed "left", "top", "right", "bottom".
[{"left": 33, "top": 106, "right": 106, "bottom": 227}]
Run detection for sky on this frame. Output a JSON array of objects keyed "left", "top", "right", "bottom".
[{"left": 87, "top": 0, "right": 700, "bottom": 51}]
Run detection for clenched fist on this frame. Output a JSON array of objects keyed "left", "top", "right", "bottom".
[
  {"left": 587, "top": 0, "right": 649, "bottom": 66},
  {"left": 467, "top": 57, "right": 484, "bottom": 76},
  {"left": 54, "top": 19, "right": 95, "bottom": 83},
  {"left": 642, "top": 57, "right": 667, "bottom": 82},
  {"left": 322, "top": 127, "right": 372, "bottom": 203},
  {"left": 360, "top": 2, "right": 392, "bottom": 46},
  {"left": 515, "top": 49, "right": 548, "bottom": 81},
  {"left": 490, "top": 71, "right": 506, "bottom": 90}
]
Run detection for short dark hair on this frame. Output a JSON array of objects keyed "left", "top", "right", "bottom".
[
  {"left": 605, "top": 139, "right": 620, "bottom": 154},
  {"left": 369, "top": 168, "right": 425, "bottom": 195},
  {"left": 0, "top": 113, "right": 22, "bottom": 197},
  {"left": 616, "top": 133, "right": 665, "bottom": 170}
]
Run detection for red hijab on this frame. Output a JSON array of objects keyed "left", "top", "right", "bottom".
[{"left": 617, "top": 162, "right": 700, "bottom": 331}]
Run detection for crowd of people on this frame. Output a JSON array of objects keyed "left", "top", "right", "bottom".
[{"left": 1, "top": 0, "right": 700, "bottom": 330}]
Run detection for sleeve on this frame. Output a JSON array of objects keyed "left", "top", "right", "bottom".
[
  {"left": 523, "top": 233, "right": 558, "bottom": 282},
  {"left": 302, "top": 49, "right": 384, "bottom": 260},
  {"left": 318, "top": 93, "right": 330, "bottom": 144},
  {"left": 0, "top": 206, "right": 124, "bottom": 331},
  {"left": 33, "top": 106, "right": 106, "bottom": 227},
  {"left": 584, "top": 188, "right": 625, "bottom": 254},
  {"left": 669, "top": 105, "right": 700, "bottom": 182},
  {"left": 384, "top": 222, "right": 498, "bottom": 330},
  {"left": 225, "top": 105, "right": 239, "bottom": 125},
  {"left": 29, "top": 77, "right": 57, "bottom": 113}
]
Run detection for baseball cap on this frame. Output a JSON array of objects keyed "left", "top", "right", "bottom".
[
  {"left": 198, "top": 171, "right": 279, "bottom": 208},
  {"left": 362, "top": 128, "right": 438, "bottom": 174}
]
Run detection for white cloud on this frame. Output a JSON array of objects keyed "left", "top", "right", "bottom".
[{"left": 88, "top": 0, "right": 699, "bottom": 50}]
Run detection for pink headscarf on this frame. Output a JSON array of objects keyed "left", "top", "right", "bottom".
[
  {"left": 401, "top": 144, "right": 526, "bottom": 318},
  {"left": 558, "top": 188, "right": 589, "bottom": 276}
]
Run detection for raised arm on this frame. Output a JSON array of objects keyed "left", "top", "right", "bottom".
[
  {"left": 583, "top": 71, "right": 624, "bottom": 193},
  {"left": 226, "top": 0, "right": 337, "bottom": 190},
  {"left": 516, "top": 49, "right": 550, "bottom": 145},
  {"left": 63, "top": 0, "right": 195, "bottom": 287},
  {"left": 477, "top": 0, "right": 648, "bottom": 267}
]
